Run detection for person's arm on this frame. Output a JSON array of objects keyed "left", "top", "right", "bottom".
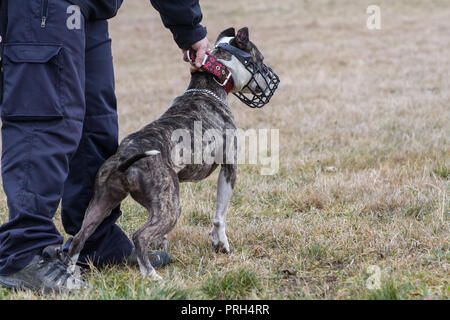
[{"left": 150, "top": 0, "right": 210, "bottom": 71}]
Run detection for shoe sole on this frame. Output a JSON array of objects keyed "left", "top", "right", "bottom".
[
  {"left": 0, "top": 276, "right": 35, "bottom": 291},
  {"left": 0, "top": 275, "right": 86, "bottom": 294}
]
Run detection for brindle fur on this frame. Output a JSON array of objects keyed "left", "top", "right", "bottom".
[{"left": 68, "top": 27, "right": 265, "bottom": 279}]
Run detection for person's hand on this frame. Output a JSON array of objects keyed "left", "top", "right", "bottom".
[{"left": 183, "top": 37, "right": 211, "bottom": 73}]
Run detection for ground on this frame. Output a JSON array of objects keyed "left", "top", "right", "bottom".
[{"left": 0, "top": 0, "right": 448, "bottom": 299}]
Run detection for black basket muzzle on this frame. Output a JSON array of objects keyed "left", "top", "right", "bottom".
[{"left": 217, "top": 43, "right": 280, "bottom": 108}]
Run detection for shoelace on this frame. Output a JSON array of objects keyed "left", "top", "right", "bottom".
[{"left": 38, "top": 248, "right": 80, "bottom": 287}]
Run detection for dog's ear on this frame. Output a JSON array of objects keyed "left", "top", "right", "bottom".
[
  {"left": 235, "top": 27, "right": 250, "bottom": 50},
  {"left": 215, "top": 27, "right": 236, "bottom": 44}
]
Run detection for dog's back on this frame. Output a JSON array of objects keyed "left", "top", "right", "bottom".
[{"left": 113, "top": 72, "right": 237, "bottom": 183}]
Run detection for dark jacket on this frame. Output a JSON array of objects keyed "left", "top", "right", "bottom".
[{"left": 67, "top": 0, "right": 207, "bottom": 49}]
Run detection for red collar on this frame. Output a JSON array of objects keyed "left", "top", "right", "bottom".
[{"left": 187, "top": 50, "right": 234, "bottom": 94}]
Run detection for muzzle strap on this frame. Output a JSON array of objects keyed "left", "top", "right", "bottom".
[{"left": 187, "top": 50, "right": 234, "bottom": 94}]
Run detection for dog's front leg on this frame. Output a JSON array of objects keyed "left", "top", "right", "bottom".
[{"left": 210, "top": 164, "right": 236, "bottom": 253}]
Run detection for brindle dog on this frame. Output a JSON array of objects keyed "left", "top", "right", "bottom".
[{"left": 68, "top": 27, "right": 269, "bottom": 280}]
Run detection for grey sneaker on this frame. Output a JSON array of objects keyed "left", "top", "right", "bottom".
[
  {"left": 126, "top": 249, "right": 171, "bottom": 269},
  {"left": 0, "top": 245, "right": 86, "bottom": 294}
]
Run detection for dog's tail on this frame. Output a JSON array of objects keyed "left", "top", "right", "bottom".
[{"left": 117, "top": 150, "right": 161, "bottom": 173}]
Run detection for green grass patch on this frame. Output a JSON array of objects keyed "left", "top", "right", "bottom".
[
  {"left": 366, "top": 280, "right": 402, "bottom": 300},
  {"left": 201, "top": 269, "right": 261, "bottom": 299},
  {"left": 303, "top": 242, "right": 328, "bottom": 262},
  {"left": 433, "top": 164, "right": 449, "bottom": 179},
  {"left": 0, "top": 287, "right": 10, "bottom": 299},
  {"left": 88, "top": 267, "right": 197, "bottom": 300},
  {"left": 186, "top": 210, "right": 211, "bottom": 227},
  {"left": 144, "top": 284, "right": 198, "bottom": 300}
]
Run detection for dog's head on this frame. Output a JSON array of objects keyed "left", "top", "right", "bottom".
[{"left": 213, "top": 27, "right": 280, "bottom": 108}]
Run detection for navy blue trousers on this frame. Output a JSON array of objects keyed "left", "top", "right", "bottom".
[{"left": 0, "top": 0, "right": 133, "bottom": 275}]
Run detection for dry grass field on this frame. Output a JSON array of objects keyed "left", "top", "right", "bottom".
[{"left": 0, "top": 0, "right": 448, "bottom": 299}]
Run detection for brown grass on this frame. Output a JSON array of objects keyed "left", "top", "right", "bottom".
[{"left": 0, "top": 0, "right": 448, "bottom": 299}]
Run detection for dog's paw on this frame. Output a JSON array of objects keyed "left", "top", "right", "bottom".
[
  {"left": 149, "top": 271, "right": 163, "bottom": 281},
  {"left": 142, "top": 269, "right": 163, "bottom": 281},
  {"left": 209, "top": 227, "right": 230, "bottom": 254},
  {"left": 214, "top": 241, "right": 230, "bottom": 254}
]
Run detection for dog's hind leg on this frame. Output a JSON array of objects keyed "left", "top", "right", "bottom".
[
  {"left": 210, "top": 164, "right": 236, "bottom": 254},
  {"left": 67, "top": 173, "right": 128, "bottom": 267},
  {"left": 150, "top": 234, "right": 169, "bottom": 251},
  {"left": 130, "top": 170, "right": 180, "bottom": 280},
  {"left": 68, "top": 194, "right": 127, "bottom": 268}
]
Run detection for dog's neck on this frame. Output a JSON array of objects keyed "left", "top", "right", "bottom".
[{"left": 187, "top": 72, "right": 229, "bottom": 102}]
